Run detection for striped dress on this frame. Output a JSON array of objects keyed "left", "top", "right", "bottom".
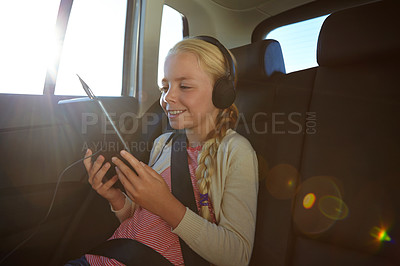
[{"left": 86, "top": 145, "right": 216, "bottom": 265}]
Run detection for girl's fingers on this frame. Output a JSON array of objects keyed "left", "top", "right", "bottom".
[
  {"left": 112, "top": 156, "right": 141, "bottom": 180},
  {"left": 92, "top": 162, "right": 111, "bottom": 189},
  {"left": 116, "top": 166, "right": 136, "bottom": 197},
  {"left": 83, "top": 149, "right": 92, "bottom": 172},
  {"left": 99, "top": 175, "right": 119, "bottom": 191},
  {"left": 119, "top": 150, "right": 147, "bottom": 177},
  {"left": 115, "top": 166, "right": 129, "bottom": 186},
  {"left": 140, "top": 162, "right": 163, "bottom": 181},
  {"left": 90, "top": 155, "right": 105, "bottom": 178}
]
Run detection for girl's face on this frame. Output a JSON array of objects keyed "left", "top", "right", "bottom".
[{"left": 160, "top": 52, "right": 219, "bottom": 136}]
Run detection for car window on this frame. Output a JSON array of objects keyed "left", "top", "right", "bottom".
[
  {"left": 266, "top": 14, "right": 329, "bottom": 73},
  {"left": 0, "top": 0, "right": 60, "bottom": 95},
  {"left": 54, "top": 0, "right": 127, "bottom": 96},
  {"left": 157, "top": 5, "right": 186, "bottom": 88}
]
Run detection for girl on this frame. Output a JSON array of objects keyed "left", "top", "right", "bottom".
[{"left": 74, "top": 37, "right": 258, "bottom": 266}]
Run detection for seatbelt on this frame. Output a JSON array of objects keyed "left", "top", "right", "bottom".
[
  {"left": 88, "top": 238, "right": 172, "bottom": 265},
  {"left": 88, "top": 131, "right": 208, "bottom": 265},
  {"left": 171, "top": 131, "right": 209, "bottom": 266}
]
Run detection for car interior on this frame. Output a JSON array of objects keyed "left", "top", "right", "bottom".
[{"left": 0, "top": 0, "right": 399, "bottom": 265}]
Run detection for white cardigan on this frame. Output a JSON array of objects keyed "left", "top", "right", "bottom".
[{"left": 113, "top": 129, "right": 259, "bottom": 266}]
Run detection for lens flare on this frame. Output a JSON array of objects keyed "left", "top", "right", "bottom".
[
  {"left": 293, "top": 176, "right": 346, "bottom": 235},
  {"left": 303, "top": 193, "right": 316, "bottom": 209},
  {"left": 370, "top": 226, "right": 391, "bottom": 242},
  {"left": 318, "top": 195, "right": 349, "bottom": 220},
  {"left": 265, "top": 164, "right": 299, "bottom": 200}
]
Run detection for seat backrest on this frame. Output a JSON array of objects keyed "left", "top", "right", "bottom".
[
  {"left": 231, "top": 39, "right": 317, "bottom": 265},
  {"left": 253, "top": 66, "right": 317, "bottom": 266},
  {"left": 230, "top": 39, "right": 286, "bottom": 155},
  {"left": 240, "top": 1, "right": 400, "bottom": 265},
  {"left": 231, "top": 40, "right": 299, "bottom": 265},
  {"left": 290, "top": 1, "right": 400, "bottom": 265}
]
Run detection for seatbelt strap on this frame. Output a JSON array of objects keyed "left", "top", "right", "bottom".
[
  {"left": 170, "top": 131, "right": 209, "bottom": 266},
  {"left": 170, "top": 131, "right": 198, "bottom": 213},
  {"left": 88, "top": 238, "right": 172, "bottom": 265}
]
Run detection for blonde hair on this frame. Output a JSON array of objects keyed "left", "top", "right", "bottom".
[{"left": 168, "top": 37, "right": 239, "bottom": 221}]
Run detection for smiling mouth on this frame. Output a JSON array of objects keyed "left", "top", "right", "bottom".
[
  {"left": 167, "top": 110, "right": 186, "bottom": 117},
  {"left": 168, "top": 110, "right": 185, "bottom": 115}
]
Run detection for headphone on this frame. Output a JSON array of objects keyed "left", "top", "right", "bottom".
[{"left": 195, "top": 36, "right": 236, "bottom": 109}]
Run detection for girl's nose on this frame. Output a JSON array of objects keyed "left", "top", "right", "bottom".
[{"left": 163, "top": 86, "right": 177, "bottom": 103}]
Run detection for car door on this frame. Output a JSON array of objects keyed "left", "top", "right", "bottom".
[{"left": 0, "top": 0, "right": 168, "bottom": 264}]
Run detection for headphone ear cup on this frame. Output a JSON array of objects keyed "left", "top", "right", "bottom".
[{"left": 212, "top": 77, "right": 236, "bottom": 109}]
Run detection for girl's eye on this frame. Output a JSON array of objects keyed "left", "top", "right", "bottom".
[{"left": 180, "top": 85, "right": 191, "bottom": 89}]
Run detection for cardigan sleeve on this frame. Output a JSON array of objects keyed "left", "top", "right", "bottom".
[
  {"left": 172, "top": 135, "right": 259, "bottom": 266},
  {"left": 110, "top": 192, "right": 136, "bottom": 223}
]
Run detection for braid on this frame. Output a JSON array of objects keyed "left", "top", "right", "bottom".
[{"left": 195, "top": 104, "right": 239, "bottom": 221}]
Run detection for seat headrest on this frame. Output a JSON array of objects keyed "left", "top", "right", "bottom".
[
  {"left": 317, "top": 1, "right": 400, "bottom": 67},
  {"left": 231, "top": 39, "right": 286, "bottom": 81}
]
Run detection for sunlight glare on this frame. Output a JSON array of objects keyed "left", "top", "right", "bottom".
[
  {"left": 157, "top": 5, "right": 184, "bottom": 88},
  {"left": 54, "top": 0, "right": 127, "bottom": 96},
  {"left": 0, "top": 0, "right": 60, "bottom": 94}
]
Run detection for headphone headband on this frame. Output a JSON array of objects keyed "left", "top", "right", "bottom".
[{"left": 195, "top": 35, "right": 236, "bottom": 81}]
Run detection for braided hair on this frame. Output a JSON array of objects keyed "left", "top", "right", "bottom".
[{"left": 195, "top": 105, "right": 238, "bottom": 221}]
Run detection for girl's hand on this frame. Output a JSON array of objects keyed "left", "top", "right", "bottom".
[
  {"left": 84, "top": 149, "right": 125, "bottom": 210},
  {"left": 112, "top": 150, "right": 186, "bottom": 228}
]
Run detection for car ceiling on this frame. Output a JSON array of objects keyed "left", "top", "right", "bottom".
[{"left": 210, "top": 0, "right": 315, "bottom": 16}]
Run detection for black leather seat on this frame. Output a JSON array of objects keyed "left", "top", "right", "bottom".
[
  {"left": 231, "top": 39, "right": 286, "bottom": 159},
  {"left": 290, "top": 1, "right": 400, "bottom": 265},
  {"left": 230, "top": 39, "right": 296, "bottom": 265},
  {"left": 233, "top": 1, "right": 400, "bottom": 265}
]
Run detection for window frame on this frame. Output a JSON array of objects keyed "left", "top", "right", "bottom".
[
  {"left": 43, "top": 0, "right": 73, "bottom": 95},
  {"left": 181, "top": 11, "right": 189, "bottom": 37}
]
